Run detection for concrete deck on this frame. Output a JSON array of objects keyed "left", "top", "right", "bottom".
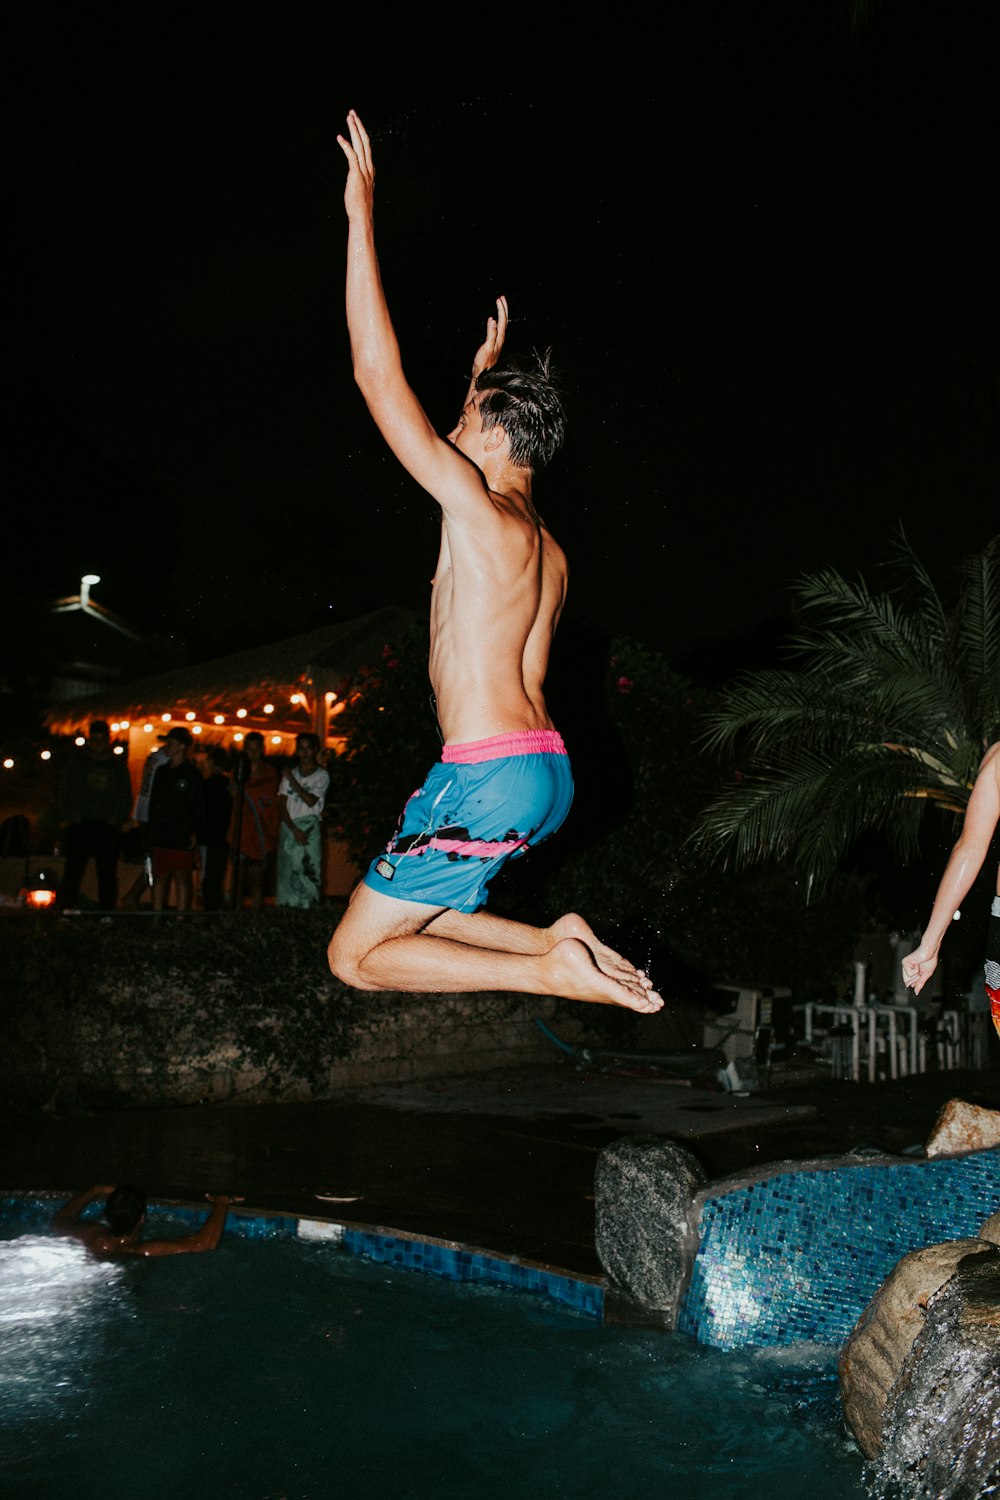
[{"left": 2, "top": 1062, "right": 998, "bottom": 1277}]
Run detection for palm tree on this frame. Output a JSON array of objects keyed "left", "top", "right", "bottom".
[{"left": 689, "top": 532, "right": 999, "bottom": 890}]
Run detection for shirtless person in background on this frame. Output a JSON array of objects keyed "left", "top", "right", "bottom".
[
  {"left": 327, "top": 111, "right": 660, "bottom": 1014},
  {"left": 902, "top": 741, "right": 1000, "bottom": 1037},
  {"left": 53, "top": 1184, "right": 236, "bottom": 1258}
]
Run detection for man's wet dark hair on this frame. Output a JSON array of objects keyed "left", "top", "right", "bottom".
[
  {"left": 104, "top": 1184, "right": 146, "bottom": 1235},
  {"left": 475, "top": 350, "right": 566, "bottom": 472}
]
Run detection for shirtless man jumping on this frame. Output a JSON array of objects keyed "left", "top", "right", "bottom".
[
  {"left": 327, "top": 111, "right": 661, "bottom": 1014},
  {"left": 902, "top": 740, "right": 1000, "bottom": 1037}
]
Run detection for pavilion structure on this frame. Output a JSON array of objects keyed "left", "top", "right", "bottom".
[{"left": 43, "top": 604, "right": 417, "bottom": 796}]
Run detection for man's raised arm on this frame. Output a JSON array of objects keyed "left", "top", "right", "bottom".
[
  {"left": 138, "top": 1194, "right": 235, "bottom": 1258},
  {"left": 336, "top": 110, "right": 487, "bottom": 510}
]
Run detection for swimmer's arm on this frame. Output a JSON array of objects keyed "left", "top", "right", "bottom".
[
  {"left": 337, "top": 110, "right": 497, "bottom": 520},
  {"left": 52, "top": 1185, "right": 114, "bottom": 1233},
  {"left": 135, "top": 1195, "right": 234, "bottom": 1258},
  {"left": 902, "top": 743, "right": 1000, "bottom": 994}
]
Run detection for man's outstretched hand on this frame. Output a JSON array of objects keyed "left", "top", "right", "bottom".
[
  {"left": 471, "top": 296, "right": 508, "bottom": 382},
  {"left": 338, "top": 109, "right": 374, "bottom": 218}
]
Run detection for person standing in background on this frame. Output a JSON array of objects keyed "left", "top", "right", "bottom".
[
  {"left": 120, "top": 741, "right": 169, "bottom": 910},
  {"left": 56, "top": 720, "right": 133, "bottom": 913},
  {"left": 147, "top": 727, "right": 206, "bottom": 916},
  {"left": 197, "top": 745, "right": 232, "bottom": 911},
  {"left": 276, "top": 733, "right": 329, "bottom": 908},
  {"left": 228, "top": 731, "right": 279, "bottom": 910}
]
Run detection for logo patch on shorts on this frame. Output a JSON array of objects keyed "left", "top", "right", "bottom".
[{"left": 374, "top": 857, "right": 395, "bottom": 881}]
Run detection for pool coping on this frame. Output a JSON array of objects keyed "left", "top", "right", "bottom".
[{"left": 2, "top": 1191, "right": 608, "bottom": 1321}]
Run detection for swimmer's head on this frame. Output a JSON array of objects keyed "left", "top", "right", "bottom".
[
  {"left": 104, "top": 1184, "right": 146, "bottom": 1235},
  {"left": 475, "top": 351, "right": 566, "bottom": 472}
]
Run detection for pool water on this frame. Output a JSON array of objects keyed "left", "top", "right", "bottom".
[{"left": 0, "top": 1215, "right": 868, "bottom": 1500}]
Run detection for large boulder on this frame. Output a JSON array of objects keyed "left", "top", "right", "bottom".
[
  {"left": 840, "top": 1215, "right": 1000, "bottom": 1498},
  {"left": 594, "top": 1136, "right": 706, "bottom": 1327},
  {"left": 924, "top": 1097, "right": 1000, "bottom": 1157},
  {"left": 838, "top": 1235, "right": 993, "bottom": 1458},
  {"left": 870, "top": 1248, "right": 999, "bottom": 1499}
]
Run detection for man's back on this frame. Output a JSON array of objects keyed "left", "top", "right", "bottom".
[{"left": 429, "top": 492, "right": 567, "bottom": 744}]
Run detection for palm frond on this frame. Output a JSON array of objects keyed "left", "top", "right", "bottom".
[
  {"left": 693, "top": 535, "right": 995, "bottom": 882},
  {"left": 952, "top": 533, "right": 1000, "bottom": 740}
]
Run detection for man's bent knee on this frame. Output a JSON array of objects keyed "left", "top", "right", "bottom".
[{"left": 327, "top": 928, "right": 379, "bottom": 990}]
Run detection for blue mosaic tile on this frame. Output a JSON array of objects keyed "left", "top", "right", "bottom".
[
  {"left": 677, "top": 1148, "right": 1000, "bottom": 1350},
  {"left": 338, "top": 1226, "right": 604, "bottom": 1316}
]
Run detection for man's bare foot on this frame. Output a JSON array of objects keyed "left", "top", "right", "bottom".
[
  {"left": 541, "top": 937, "right": 663, "bottom": 1012},
  {"left": 549, "top": 913, "right": 653, "bottom": 990}
]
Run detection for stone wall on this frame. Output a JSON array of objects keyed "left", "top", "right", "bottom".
[{"left": 0, "top": 913, "right": 607, "bottom": 1107}]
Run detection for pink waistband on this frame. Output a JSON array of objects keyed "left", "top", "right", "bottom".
[{"left": 442, "top": 730, "right": 567, "bottom": 764}]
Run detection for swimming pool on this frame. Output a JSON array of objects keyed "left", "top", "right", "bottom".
[{"left": 0, "top": 1198, "right": 868, "bottom": 1499}]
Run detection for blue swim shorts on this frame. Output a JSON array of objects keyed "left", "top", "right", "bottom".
[{"left": 362, "top": 729, "right": 574, "bottom": 913}]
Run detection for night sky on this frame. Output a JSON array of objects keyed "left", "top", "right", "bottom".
[{"left": 9, "top": 7, "right": 997, "bottom": 680}]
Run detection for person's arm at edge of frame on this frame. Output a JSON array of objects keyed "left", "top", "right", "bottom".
[
  {"left": 335, "top": 109, "right": 493, "bottom": 515},
  {"left": 902, "top": 742, "right": 1000, "bottom": 995},
  {"left": 52, "top": 1185, "right": 115, "bottom": 1238},
  {"left": 136, "top": 1194, "right": 236, "bottom": 1258}
]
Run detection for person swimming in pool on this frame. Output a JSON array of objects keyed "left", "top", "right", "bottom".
[
  {"left": 327, "top": 111, "right": 661, "bottom": 1015},
  {"left": 53, "top": 1184, "right": 238, "bottom": 1258},
  {"left": 902, "top": 740, "right": 1000, "bottom": 1037}
]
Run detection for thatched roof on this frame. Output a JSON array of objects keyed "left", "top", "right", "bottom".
[{"left": 44, "top": 605, "right": 419, "bottom": 736}]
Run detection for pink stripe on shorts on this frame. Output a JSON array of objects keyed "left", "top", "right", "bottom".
[{"left": 442, "top": 730, "right": 567, "bottom": 764}]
